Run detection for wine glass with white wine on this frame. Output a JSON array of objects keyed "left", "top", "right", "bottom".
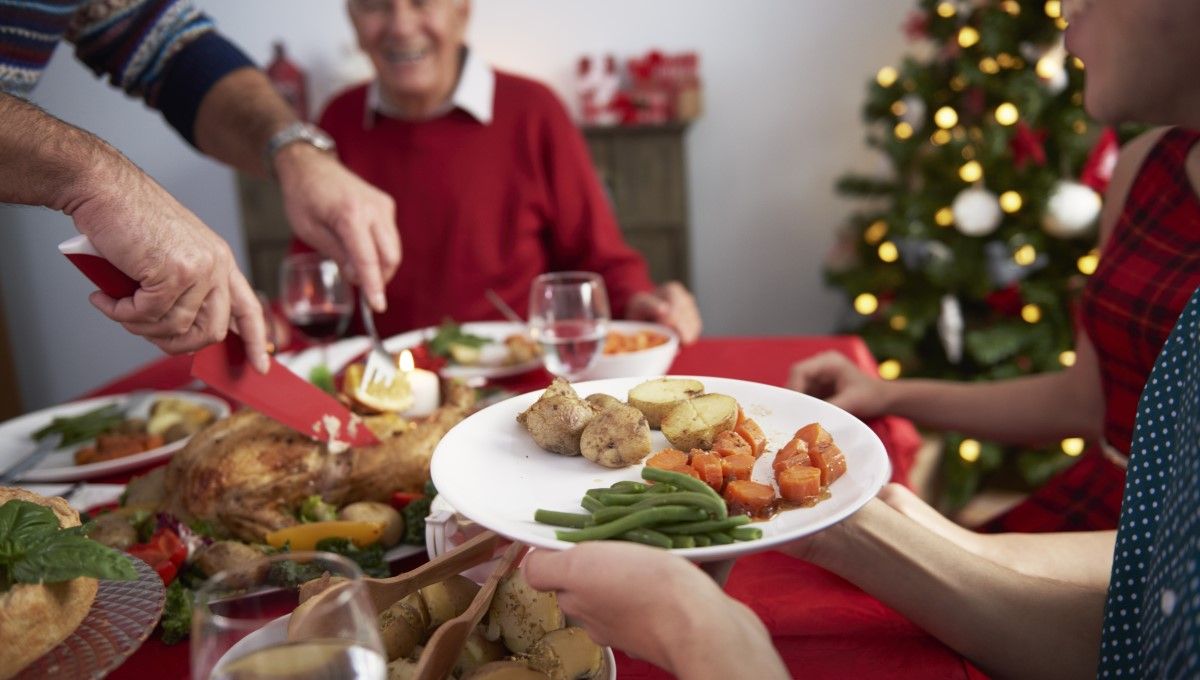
[
  {"left": 528, "top": 271, "right": 611, "bottom": 382},
  {"left": 192, "top": 552, "right": 385, "bottom": 680}
]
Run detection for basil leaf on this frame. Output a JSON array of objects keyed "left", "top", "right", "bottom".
[
  {"left": 11, "top": 534, "right": 137, "bottom": 584},
  {"left": 0, "top": 500, "right": 61, "bottom": 561}
]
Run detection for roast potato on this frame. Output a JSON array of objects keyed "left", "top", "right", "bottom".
[
  {"left": 660, "top": 393, "right": 740, "bottom": 451},
  {"left": 627, "top": 378, "right": 705, "bottom": 428},
  {"left": 339, "top": 501, "right": 405, "bottom": 547},
  {"left": 87, "top": 513, "right": 137, "bottom": 550},
  {"left": 579, "top": 404, "right": 652, "bottom": 468},
  {"left": 194, "top": 540, "right": 268, "bottom": 578},
  {"left": 517, "top": 380, "right": 595, "bottom": 456}
]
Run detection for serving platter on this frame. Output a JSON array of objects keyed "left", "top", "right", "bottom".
[
  {"left": 15, "top": 557, "right": 166, "bottom": 680},
  {"left": 431, "top": 376, "right": 891, "bottom": 563},
  {"left": 0, "top": 391, "right": 230, "bottom": 482}
]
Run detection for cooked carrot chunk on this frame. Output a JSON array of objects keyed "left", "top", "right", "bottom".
[
  {"left": 721, "top": 454, "right": 756, "bottom": 483},
  {"left": 723, "top": 480, "right": 776, "bottom": 516},
  {"left": 777, "top": 465, "right": 822, "bottom": 502},
  {"left": 690, "top": 451, "right": 725, "bottom": 491},
  {"left": 772, "top": 437, "right": 809, "bottom": 473},
  {"left": 646, "top": 448, "right": 689, "bottom": 470},
  {"left": 735, "top": 418, "right": 768, "bottom": 457},
  {"left": 807, "top": 444, "right": 848, "bottom": 486},
  {"left": 712, "top": 430, "right": 754, "bottom": 458}
]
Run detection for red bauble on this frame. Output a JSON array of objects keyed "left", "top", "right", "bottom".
[
  {"left": 986, "top": 285, "right": 1024, "bottom": 316},
  {"left": 1010, "top": 121, "right": 1048, "bottom": 169},
  {"left": 1080, "top": 127, "right": 1119, "bottom": 194},
  {"left": 903, "top": 11, "right": 929, "bottom": 40}
]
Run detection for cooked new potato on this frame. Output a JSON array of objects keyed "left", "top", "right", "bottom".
[
  {"left": 517, "top": 380, "right": 595, "bottom": 456},
  {"left": 420, "top": 574, "right": 480, "bottom": 627},
  {"left": 487, "top": 571, "right": 565, "bottom": 654},
  {"left": 454, "top": 630, "right": 507, "bottom": 678},
  {"left": 660, "top": 393, "right": 740, "bottom": 451},
  {"left": 339, "top": 501, "right": 405, "bottom": 547},
  {"left": 579, "top": 404, "right": 652, "bottom": 468},
  {"left": 584, "top": 393, "right": 623, "bottom": 413},
  {"left": 380, "top": 592, "right": 429, "bottom": 660},
  {"left": 194, "top": 540, "right": 268, "bottom": 578},
  {"left": 466, "top": 661, "right": 550, "bottom": 680},
  {"left": 522, "top": 627, "right": 605, "bottom": 680},
  {"left": 627, "top": 378, "right": 705, "bottom": 428}
]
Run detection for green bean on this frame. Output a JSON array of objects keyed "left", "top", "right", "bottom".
[
  {"left": 590, "top": 506, "right": 636, "bottom": 524},
  {"left": 590, "top": 491, "right": 649, "bottom": 506},
  {"left": 636, "top": 491, "right": 725, "bottom": 516},
  {"left": 706, "top": 532, "right": 734, "bottom": 545},
  {"left": 609, "top": 481, "right": 648, "bottom": 494},
  {"left": 657, "top": 515, "right": 751, "bottom": 535},
  {"left": 555, "top": 506, "right": 708, "bottom": 542},
  {"left": 580, "top": 495, "right": 605, "bottom": 514},
  {"left": 671, "top": 535, "right": 696, "bottom": 549},
  {"left": 646, "top": 483, "right": 680, "bottom": 494},
  {"left": 641, "top": 467, "right": 727, "bottom": 516},
  {"left": 692, "top": 534, "right": 712, "bottom": 547},
  {"left": 534, "top": 509, "right": 592, "bottom": 529},
  {"left": 619, "top": 528, "right": 673, "bottom": 549},
  {"left": 730, "top": 526, "right": 763, "bottom": 541}
]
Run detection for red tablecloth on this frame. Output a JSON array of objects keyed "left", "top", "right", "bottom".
[{"left": 85, "top": 336, "right": 982, "bottom": 680}]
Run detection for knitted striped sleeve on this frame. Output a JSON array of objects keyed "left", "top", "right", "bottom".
[{"left": 67, "top": 0, "right": 254, "bottom": 145}]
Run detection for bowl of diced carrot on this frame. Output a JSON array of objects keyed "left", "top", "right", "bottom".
[{"left": 579, "top": 321, "right": 679, "bottom": 380}]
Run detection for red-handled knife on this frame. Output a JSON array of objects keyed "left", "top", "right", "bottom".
[{"left": 59, "top": 235, "right": 379, "bottom": 447}]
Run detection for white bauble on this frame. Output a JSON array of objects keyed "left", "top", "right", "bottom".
[
  {"left": 1043, "top": 181, "right": 1102, "bottom": 238},
  {"left": 938, "top": 295, "right": 964, "bottom": 364},
  {"left": 952, "top": 187, "right": 1003, "bottom": 237},
  {"left": 899, "top": 94, "right": 927, "bottom": 127}
]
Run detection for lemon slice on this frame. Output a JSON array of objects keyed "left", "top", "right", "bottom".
[{"left": 343, "top": 362, "right": 414, "bottom": 413}]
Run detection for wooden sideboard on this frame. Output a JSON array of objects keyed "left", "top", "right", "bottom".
[
  {"left": 237, "top": 123, "right": 693, "bottom": 297},
  {"left": 583, "top": 123, "right": 692, "bottom": 288}
]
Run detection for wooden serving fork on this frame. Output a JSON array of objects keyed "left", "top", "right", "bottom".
[
  {"left": 412, "top": 541, "right": 527, "bottom": 680},
  {"left": 288, "top": 529, "right": 501, "bottom": 640}
]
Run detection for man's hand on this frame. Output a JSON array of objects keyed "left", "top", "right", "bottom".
[
  {"left": 274, "top": 144, "right": 399, "bottom": 313},
  {"left": 626, "top": 281, "right": 702, "bottom": 344},
  {"left": 69, "top": 166, "right": 270, "bottom": 372}
]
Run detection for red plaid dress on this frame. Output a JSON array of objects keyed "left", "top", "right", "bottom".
[{"left": 983, "top": 127, "right": 1200, "bottom": 533}]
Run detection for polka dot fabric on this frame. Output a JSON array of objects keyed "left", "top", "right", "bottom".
[{"left": 1098, "top": 286, "right": 1200, "bottom": 677}]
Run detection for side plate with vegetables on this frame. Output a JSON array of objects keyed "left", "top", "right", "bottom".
[
  {"left": 0, "top": 391, "right": 230, "bottom": 482},
  {"left": 430, "top": 376, "right": 892, "bottom": 563}
]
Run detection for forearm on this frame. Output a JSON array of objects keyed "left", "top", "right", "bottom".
[
  {"left": 664, "top": 597, "right": 788, "bottom": 680},
  {"left": 806, "top": 501, "right": 1106, "bottom": 680},
  {"left": 981, "top": 531, "right": 1116, "bottom": 589},
  {"left": 881, "top": 368, "right": 1101, "bottom": 445},
  {"left": 192, "top": 68, "right": 298, "bottom": 177},
  {"left": 0, "top": 93, "right": 129, "bottom": 215}
]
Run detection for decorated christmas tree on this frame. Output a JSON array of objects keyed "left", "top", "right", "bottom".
[{"left": 828, "top": 0, "right": 1122, "bottom": 509}]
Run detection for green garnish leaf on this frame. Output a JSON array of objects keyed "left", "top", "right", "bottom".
[
  {"left": 309, "top": 365, "right": 336, "bottom": 394},
  {"left": 160, "top": 580, "right": 193, "bottom": 644},
  {"left": 427, "top": 319, "right": 490, "bottom": 358},
  {"left": 313, "top": 537, "right": 388, "bottom": 578},
  {"left": 30, "top": 403, "right": 125, "bottom": 448},
  {"left": 0, "top": 500, "right": 137, "bottom": 589}
]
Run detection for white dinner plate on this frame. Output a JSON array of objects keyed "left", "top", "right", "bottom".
[
  {"left": 279, "top": 321, "right": 542, "bottom": 384},
  {"left": 431, "top": 376, "right": 891, "bottom": 563},
  {"left": 0, "top": 391, "right": 230, "bottom": 482}
]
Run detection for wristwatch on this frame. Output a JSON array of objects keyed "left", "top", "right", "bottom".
[{"left": 264, "top": 122, "right": 336, "bottom": 175}]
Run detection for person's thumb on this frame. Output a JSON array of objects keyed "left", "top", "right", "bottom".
[{"left": 521, "top": 549, "right": 567, "bottom": 592}]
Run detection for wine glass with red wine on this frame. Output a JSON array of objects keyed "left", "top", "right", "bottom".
[
  {"left": 528, "top": 271, "right": 610, "bottom": 382},
  {"left": 279, "top": 253, "right": 353, "bottom": 364}
]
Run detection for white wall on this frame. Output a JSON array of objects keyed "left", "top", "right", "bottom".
[{"left": 0, "top": 0, "right": 910, "bottom": 410}]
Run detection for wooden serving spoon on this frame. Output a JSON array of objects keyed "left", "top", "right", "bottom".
[
  {"left": 412, "top": 541, "right": 528, "bottom": 680},
  {"left": 288, "top": 529, "right": 500, "bottom": 640}
]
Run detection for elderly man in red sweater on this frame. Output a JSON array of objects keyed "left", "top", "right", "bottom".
[{"left": 308, "top": 0, "right": 702, "bottom": 342}]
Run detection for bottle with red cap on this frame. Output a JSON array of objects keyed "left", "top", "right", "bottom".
[{"left": 266, "top": 41, "right": 309, "bottom": 122}]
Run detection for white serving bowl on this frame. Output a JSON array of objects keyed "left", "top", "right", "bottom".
[{"left": 577, "top": 320, "right": 679, "bottom": 381}]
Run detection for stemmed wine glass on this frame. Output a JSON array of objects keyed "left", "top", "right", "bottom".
[
  {"left": 528, "top": 271, "right": 610, "bottom": 382},
  {"left": 279, "top": 253, "right": 353, "bottom": 365},
  {"left": 191, "top": 551, "right": 386, "bottom": 680}
]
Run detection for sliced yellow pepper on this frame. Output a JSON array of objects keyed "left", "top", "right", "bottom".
[{"left": 264, "top": 520, "right": 383, "bottom": 551}]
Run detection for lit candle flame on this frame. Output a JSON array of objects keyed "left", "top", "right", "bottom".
[{"left": 398, "top": 349, "right": 415, "bottom": 373}]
